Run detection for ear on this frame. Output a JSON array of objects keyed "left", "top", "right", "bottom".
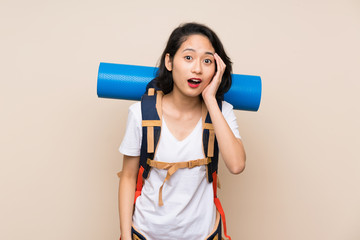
[{"left": 165, "top": 53, "right": 172, "bottom": 71}]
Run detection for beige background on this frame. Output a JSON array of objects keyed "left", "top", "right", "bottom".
[{"left": 1, "top": 0, "right": 359, "bottom": 239}]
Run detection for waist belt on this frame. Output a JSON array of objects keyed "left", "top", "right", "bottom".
[{"left": 147, "top": 158, "right": 211, "bottom": 206}]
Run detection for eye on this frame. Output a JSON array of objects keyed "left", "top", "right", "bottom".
[
  {"left": 184, "top": 56, "right": 192, "bottom": 61},
  {"left": 204, "top": 59, "right": 212, "bottom": 64}
]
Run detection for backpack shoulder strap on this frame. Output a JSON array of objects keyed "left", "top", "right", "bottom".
[
  {"left": 139, "top": 82, "right": 163, "bottom": 179},
  {"left": 202, "top": 100, "right": 232, "bottom": 240},
  {"left": 202, "top": 99, "right": 222, "bottom": 183},
  {"left": 135, "top": 83, "right": 163, "bottom": 203}
]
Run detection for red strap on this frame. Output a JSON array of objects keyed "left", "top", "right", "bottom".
[
  {"left": 212, "top": 171, "right": 217, "bottom": 197},
  {"left": 214, "top": 197, "right": 231, "bottom": 240},
  {"left": 134, "top": 166, "right": 144, "bottom": 204},
  {"left": 212, "top": 172, "right": 231, "bottom": 240}
]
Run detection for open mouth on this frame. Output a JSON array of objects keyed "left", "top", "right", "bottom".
[{"left": 187, "top": 78, "right": 202, "bottom": 88}]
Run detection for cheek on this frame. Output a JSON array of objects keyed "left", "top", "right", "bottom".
[
  {"left": 204, "top": 66, "right": 216, "bottom": 81},
  {"left": 170, "top": 62, "right": 182, "bottom": 79},
  {"left": 172, "top": 60, "right": 188, "bottom": 77}
]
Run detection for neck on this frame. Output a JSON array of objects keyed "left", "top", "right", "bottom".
[{"left": 164, "top": 90, "right": 202, "bottom": 113}]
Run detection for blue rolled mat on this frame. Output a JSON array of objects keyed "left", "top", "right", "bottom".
[{"left": 97, "top": 62, "right": 262, "bottom": 111}]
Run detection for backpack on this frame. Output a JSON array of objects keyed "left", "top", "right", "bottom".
[{"left": 133, "top": 79, "right": 232, "bottom": 240}]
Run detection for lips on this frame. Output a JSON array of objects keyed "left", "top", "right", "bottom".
[{"left": 187, "top": 78, "right": 202, "bottom": 88}]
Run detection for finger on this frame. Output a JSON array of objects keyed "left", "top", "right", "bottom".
[
  {"left": 218, "top": 55, "right": 226, "bottom": 72},
  {"left": 214, "top": 55, "right": 223, "bottom": 78},
  {"left": 215, "top": 53, "right": 225, "bottom": 66}
]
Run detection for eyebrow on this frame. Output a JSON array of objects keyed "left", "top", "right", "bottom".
[{"left": 182, "top": 48, "right": 214, "bottom": 56}]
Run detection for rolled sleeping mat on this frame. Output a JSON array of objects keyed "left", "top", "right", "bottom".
[{"left": 97, "top": 62, "right": 262, "bottom": 111}]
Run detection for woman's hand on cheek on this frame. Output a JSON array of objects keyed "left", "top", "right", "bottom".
[{"left": 202, "top": 53, "right": 226, "bottom": 104}]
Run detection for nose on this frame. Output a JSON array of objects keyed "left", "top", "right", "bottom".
[{"left": 191, "top": 60, "right": 202, "bottom": 74}]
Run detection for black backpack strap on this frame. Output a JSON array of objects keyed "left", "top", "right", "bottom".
[
  {"left": 139, "top": 85, "right": 163, "bottom": 179},
  {"left": 145, "top": 78, "right": 160, "bottom": 92},
  {"left": 202, "top": 99, "right": 222, "bottom": 183}
]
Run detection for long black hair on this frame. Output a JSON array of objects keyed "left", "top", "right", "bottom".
[{"left": 154, "top": 22, "right": 232, "bottom": 100}]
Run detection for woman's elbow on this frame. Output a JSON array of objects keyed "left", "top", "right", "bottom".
[
  {"left": 229, "top": 158, "right": 246, "bottom": 175},
  {"left": 229, "top": 151, "right": 246, "bottom": 174},
  {"left": 230, "top": 139, "right": 246, "bottom": 174}
]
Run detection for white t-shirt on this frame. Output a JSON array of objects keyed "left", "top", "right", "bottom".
[{"left": 119, "top": 101, "right": 241, "bottom": 240}]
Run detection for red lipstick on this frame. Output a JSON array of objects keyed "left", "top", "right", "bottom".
[{"left": 187, "top": 78, "right": 202, "bottom": 88}]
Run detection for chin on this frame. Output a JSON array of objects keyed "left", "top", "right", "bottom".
[{"left": 186, "top": 89, "right": 204, "bottom": 97}]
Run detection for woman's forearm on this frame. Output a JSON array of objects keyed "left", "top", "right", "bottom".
[
  {"left": 119, "top": 155, "right": 139, "bottom": 240},
  {"left": 205, "top": 98, "right": 246, "bottom": 174}
]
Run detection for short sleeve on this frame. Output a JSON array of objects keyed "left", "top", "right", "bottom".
[
  {"left": 222, "top": 101, "right": 242, "bottom": 139},
  {"left": 119, "top": 102, "right": 142, "bottom": 156}
]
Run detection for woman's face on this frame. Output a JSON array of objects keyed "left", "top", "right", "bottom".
[{"left": 165, "top": 34, "right": 216, "bottom": 98}]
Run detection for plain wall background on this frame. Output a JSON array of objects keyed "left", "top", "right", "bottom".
[{"left": 1, "top": 0, "right": 359, "bottom": 239}]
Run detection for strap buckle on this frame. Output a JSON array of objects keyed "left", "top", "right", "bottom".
[
  {"left": 188, "top": 161, "right": 196, "bottom": 168},
  {"left": 188, "top": 160, "right": 199, "bottom": 168}
]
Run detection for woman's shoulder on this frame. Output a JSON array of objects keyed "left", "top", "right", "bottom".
[
  {"left": 221, "top": 100, "right": 234, "bottom": 113},
  {"left": 129, "top": 101, "right": 141, "bottom": 112},
  {"left": 128, "top": 102, "right": 142, "bottom": 120}
]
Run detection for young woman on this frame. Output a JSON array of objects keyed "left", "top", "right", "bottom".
[{"left": 118, "top": 22, "right": 246, "bottom": 240}]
